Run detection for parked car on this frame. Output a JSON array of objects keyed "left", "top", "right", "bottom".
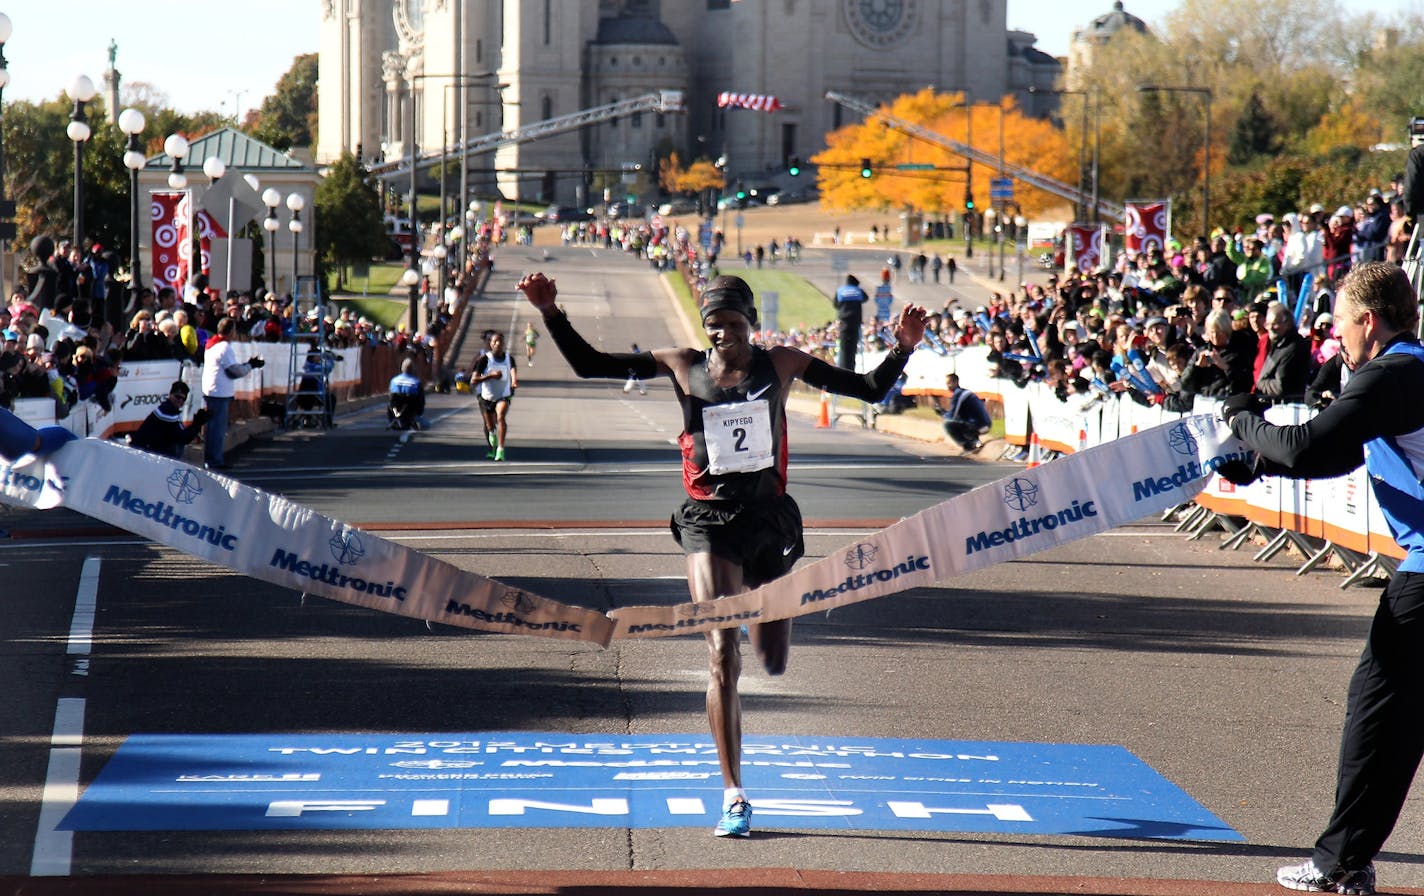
[
  {"left": 767, "top": 188, "right": 816, "bottom": 206},
  {"left": 658, "top": 198, "right": 698, "bottom": 216},
  {"left": 605, "top": 201, "right": 647, "bottom": 219},
  {"left": 539, "top": 205, "right": 594, "bottom": 224}
]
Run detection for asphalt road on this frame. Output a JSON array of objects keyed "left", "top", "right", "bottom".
[{"left": 2, "top": 247, "right": 1422, "bottom": 895}]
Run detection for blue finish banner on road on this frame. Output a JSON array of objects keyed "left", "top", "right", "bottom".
[{"left": 62, "top": 732, "right": 1240, "bottom": 840}]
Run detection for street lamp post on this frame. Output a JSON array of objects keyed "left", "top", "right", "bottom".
[
  {"left": 162, "top": 133, "right": 190, "bottom": 298},
  {"left": 1137, "top": 84, "right": 1213, "bottom": 237},
  {"left": 262, "top": 187, "right": 281, "bottom": 297},
  {"left": 963, "top": 101, "right": 973, "bottom": 258},
  {"left": 399, "top": 266, "right": 419, "bottom": 337},
  {"left": 287, "top": 192, "right": 304, "bottom": 300},
  {"left": 1029, "top": 86, "right": 1089, "bottom": 221},
  {"left": 406, "top": 73, "right": 419, "bottom": 336},
  {"left": 997, "top": 102, "right": 1006, "bottom": 281},
  {"left": 202, "top": 155, "right": 241, "bottom": 298},
  {"left": 118, "top": 107, "right": 147, "bottom": 328},
  {"left": 0, "top": 13, "right": 12, "bottom": 304},
  {"left": 67, "top": 74, "right": 98, "bottom": 250},
  {"left": 1014, "top": 212, "right": 1027, "bottom": 284}
]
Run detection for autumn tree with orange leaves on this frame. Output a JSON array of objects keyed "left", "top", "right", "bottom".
[
  {"left": 811, "top": 89, "right": 1076, "bottom": 220},
  {"left": 660, "top": 152, "right": 725, "bottom": 195}
]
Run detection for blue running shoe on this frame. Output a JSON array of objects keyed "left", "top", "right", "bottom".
[{"left": 714, "top": 798, "right": 752, "bottom": 837}]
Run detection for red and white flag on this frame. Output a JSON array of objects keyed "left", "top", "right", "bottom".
[
  {"left": 717, "top": 92, "right": 783, "bottom": 112},
  {"left": 1124, "top": 200, "right": 1170, "bottom": 256},
  {"left": 1069, "top": 224, "right": 1106, "bottom": 273}
]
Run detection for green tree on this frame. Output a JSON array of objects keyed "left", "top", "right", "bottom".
[
  {"left": 4, "top": 95, "right": 131, "bottom": 262},
  {"left": 249, "top": 53, "right": 318, "bottom": 150},
  {"left": 314, "top": 152, "right": 389, "bottom": 289},
  {"left": 1228, "top": 92, "right": 1282, "bottom": 165}
]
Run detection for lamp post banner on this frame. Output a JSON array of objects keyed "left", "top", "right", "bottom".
[
  {"left": 1124, "top": 201, "right": 1170, "bottom": 256},
  {"left": 194, "top": 209, "right": 224, "bottom": 278},
  {"left": 1068, "top": 223, "right": 1104, "bottom": 273},
  {"left": 0, "top": 417, "right": 1250, "bottom": 647},
  {"left": 150, "top": 191, "right": 187, "bottom": 291}
]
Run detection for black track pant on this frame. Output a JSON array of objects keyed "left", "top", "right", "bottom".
[{"left": 1313, "top": 570, "right": 1424, "bottom": 873}]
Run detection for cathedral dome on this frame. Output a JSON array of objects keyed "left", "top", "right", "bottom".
[{"left": 1077, "top": 1, "right": 1149, "bottom": 44}]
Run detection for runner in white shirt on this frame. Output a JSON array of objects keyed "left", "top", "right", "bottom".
[{"left": 472, "top": 331, "right": 517, "bottom": 461}]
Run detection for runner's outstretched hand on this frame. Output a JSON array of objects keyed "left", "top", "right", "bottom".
[
  {"left": 518, "top": 272, "right": 557, "bottom": 312},
  {"left": 892, "top": 303, "right": 930, "bottom": 352}
]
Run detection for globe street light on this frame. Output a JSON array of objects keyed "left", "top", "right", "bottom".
[
  {"left": 118, "top": 106, "right": 147, "bottom": 328},
  {"left": 0, "top": 13, "right": 13, "bottom": 303},
  {"left": 67, "top": 74, "right": 98, "bottom": 249},
  {"left": 286, "top": 192, "right": 304, "bottom": 298},
  {"left": 399, "top": 266, "right": 419, "bottom": 334},
  {"left": 262, "top": 187, "right": 281, "bottom": 298},
  {"left": 163, "top": 133, "right": 189, "bottom": 189}
]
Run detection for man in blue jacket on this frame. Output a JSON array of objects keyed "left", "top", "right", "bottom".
[
  {"left": 937, "top": 373, "right": 992, "bottom": 454},
  {"left": 833, "top": 274, "right": 868, "bottom": 369},
  {"left": 1223, "top": 261, "right": 1424, "bottom": 896}
]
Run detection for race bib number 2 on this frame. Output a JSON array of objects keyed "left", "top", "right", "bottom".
[{"left": 702, "top": 400, "right": 773, "bottom": 475}]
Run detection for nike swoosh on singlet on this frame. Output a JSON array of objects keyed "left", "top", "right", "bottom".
[{"left": 747, "top": 383, "right": 772, "bottom": 400}]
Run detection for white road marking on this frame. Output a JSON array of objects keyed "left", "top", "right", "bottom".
[{"left": 32, "top": 556, "right": 99, "bottom": 876}]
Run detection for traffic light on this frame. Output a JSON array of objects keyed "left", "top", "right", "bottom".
[
  {"left": 964, "top": 189, "right": 975, "bottom": 211},
  {"left": 859, "top": 158, "right": 872, "bottom": 179},
  {"left": 735, "top": 180, "right": 747, "bottom": 207},
  {"left": 788, "top": 156, "right": 801, "bottom": 177}
]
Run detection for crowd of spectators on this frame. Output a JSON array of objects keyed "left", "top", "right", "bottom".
[
  {"left": 703, "top": 185, "right": 1411, "bottom": 448},
  {"left": 1, "top": 223, "right": 499, "bottom": 425}
]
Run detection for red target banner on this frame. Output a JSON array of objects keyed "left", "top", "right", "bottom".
[
  {"left": 150, "top": 191, "right": 188, "bottom": 292},
  {"left": 1124, "top": 201, "right": 1170, "bottom": 256},
  {"left": 1069, "top": 224, "right": 1105, "bottom": 273},
  {"left": 152, "top": 192, "right": 225, "bottom": 290}
]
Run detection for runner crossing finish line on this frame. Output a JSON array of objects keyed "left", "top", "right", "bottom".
[{"left": 0, "top": 412, "right": 1249, "bottom": 644}]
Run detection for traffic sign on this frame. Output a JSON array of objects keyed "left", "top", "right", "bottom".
[
  {"left": 896, "top": 163, "right": 935, "bottom": 171},
  {"left": 990, "top": 177, "right": 1014, "bottom": 202},
  {"left": 760, "top": 290, "right": 779, "bottom": 333}
]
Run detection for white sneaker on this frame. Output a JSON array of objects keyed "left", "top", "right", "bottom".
[{"left": 1276, "top": 859, "right": 1375, "bottom": 895}]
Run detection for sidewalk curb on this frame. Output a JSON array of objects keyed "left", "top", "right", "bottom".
[{"left": 786, "top": 393, "right": 1006, "bottom": 460}]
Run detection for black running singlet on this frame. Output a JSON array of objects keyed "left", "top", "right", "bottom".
[{"left": 677, "top": 347, "right": 789, "bottom": 502}]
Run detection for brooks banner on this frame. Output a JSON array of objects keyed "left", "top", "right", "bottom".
[{"left": 0, "top": 417, "right": 1249, "bottom": 645}]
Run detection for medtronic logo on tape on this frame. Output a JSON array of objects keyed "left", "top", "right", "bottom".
[
  {"left": 964, "top": 482, "right": 1098, "bottom": 556},
  {"left": 102, "top": 483, "right": 240, "bottom": 551},
  {"left": 800, "top": 553, "right": 932, "bottom": 605}
]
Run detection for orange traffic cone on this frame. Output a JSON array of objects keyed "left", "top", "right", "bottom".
[
  {"left": 816, "top": 391, "right": 831, "bottom": 428},
  {"left": 1025, "top": 433, "right": 1041, "bottom": 468}
]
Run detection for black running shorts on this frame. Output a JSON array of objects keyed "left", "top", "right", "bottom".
[
  {"left": 478, "top": 395, "right": 511, "bottom": 414},
  {"left": 670, "top": 493, "right": 805, "bottom": 587}
]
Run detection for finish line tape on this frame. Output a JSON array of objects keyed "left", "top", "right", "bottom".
[{"left": 0, "top": 415, "right": 1249, "bottom": 647}]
